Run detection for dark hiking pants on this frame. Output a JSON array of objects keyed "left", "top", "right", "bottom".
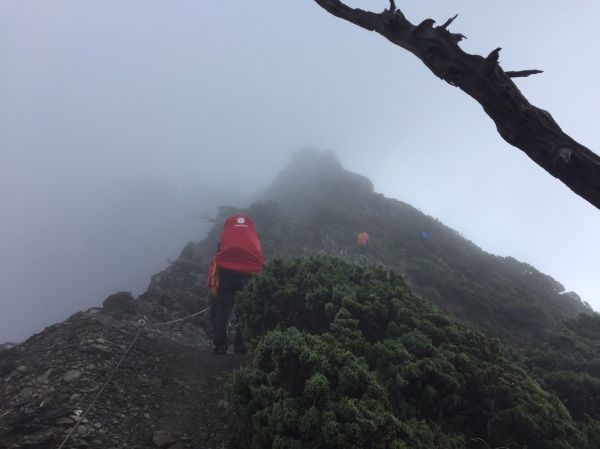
[{"left": 210, "top": 268, "right": 249, "bottom": 351}]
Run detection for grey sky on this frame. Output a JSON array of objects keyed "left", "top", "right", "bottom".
[{"left": 1, "top": 1, "right": 599, "bottom": 342}]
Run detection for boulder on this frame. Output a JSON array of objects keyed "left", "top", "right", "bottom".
[{"left": 102, "top": 292, "right": 137, "bottom": 315}]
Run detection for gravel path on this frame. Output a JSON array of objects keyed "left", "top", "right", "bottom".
[{"left": 0, "top": 311, "right": 245, "bottom": 449}]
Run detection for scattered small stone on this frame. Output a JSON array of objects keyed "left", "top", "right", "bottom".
[
  {"left": 173, "top": 378, "right": 190, "bottom": 390},
  {"left": 63, "top": 370, "right": 83, "bottom": 383},
  {"left": 0, "top": 290, "right": 230, "bottom": 449},
  {"left": 152, "top": 430, "right": 177, "bottom": 448},
  {"left": 36, "top": 368, "right": 52, "bottom": 383},
  {"left": 92, "top": 344, "right": 111, "bottom": 353},
  {"left": 0, "top": 342, "right": 16, "bottom": 351},
  {"left": 95, "top": 314, "right": 126, "bottom": 329},
  {"left": 19, "top": 386, "right": 34, "bottom": 398},
  {"left": 6, "top": 365, "right": 27, "bottom": 380},
  {"left": 56, "top": 417, "right": 74, "bottom": 425},
  {"left": 39, "top": 387, "right": 56, "bottom": 399},
  {"left": 137, "top": 374, "right": 155, "bottom": 386}
]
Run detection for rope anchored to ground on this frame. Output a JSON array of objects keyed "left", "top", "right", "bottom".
[
  {"left": 56, "top": 307, "right": 210, "bottom": 449},
  {"left": 140, "top": 306, "right": 210, "bottom": 327}
]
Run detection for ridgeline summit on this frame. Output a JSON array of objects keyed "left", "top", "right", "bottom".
[{"left": 1, "top": 150, "right": 598, "bottom": 449}]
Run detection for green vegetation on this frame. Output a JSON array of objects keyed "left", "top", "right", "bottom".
[
  {"left": 151, "top": 151, "right": 591, "bottom": 346},
  {"left": 146, "top": 151, "right": 600, "bottom": 445},
  {"left": 523, "top": 313, "right": 600, "bottom": 422},
  {"left": 227, "top": 257, "right": 592, "bottom": 449}
]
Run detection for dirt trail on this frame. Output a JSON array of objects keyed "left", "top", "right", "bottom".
[{"left": 0, "top": 312, "right": 245, "bottom": 449}]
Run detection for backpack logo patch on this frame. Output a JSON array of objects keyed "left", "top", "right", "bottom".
[{"left": 235, "top": 216, "right": 248, "bottom": 228}]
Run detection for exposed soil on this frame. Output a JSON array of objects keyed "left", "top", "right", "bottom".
[{"left": 0, "top": 310, "right": 245, "bottom": 449}]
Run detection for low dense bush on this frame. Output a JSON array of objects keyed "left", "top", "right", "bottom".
[
  {"left": 524, "top": 313, "right": 600, "bottom": 422},
  {"left": 228, "top": 257, "right": 589, "bottom": 449}
]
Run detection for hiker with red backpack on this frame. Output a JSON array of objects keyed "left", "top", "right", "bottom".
[{"left": 207, "top": 214, "right": 264, "bottom": 355}]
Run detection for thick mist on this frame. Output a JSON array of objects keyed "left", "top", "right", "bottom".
[
  {"left": 0, "top": 178, "right": 247, "bottom": 342},
  {"left": 1, "top": 1, "right": 599, "bottom": 342}
]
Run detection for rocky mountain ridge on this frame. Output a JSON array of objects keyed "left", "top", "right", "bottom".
[
  {"left": 0, "top": 292, "right": 240, "bottom": 449},
  {"left": 2, "top": 150, "right": 597, "bottom": 448},
  {"left": 149, "top": 150, "right": 592, "bottom": 343}
]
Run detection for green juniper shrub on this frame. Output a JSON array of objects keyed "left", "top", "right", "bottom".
[
  {"left": 228, "top": 256, "right": 589, "bottom": 449},
  {"left": 523, "top": 313, "right": 600, "bottom": 421}
]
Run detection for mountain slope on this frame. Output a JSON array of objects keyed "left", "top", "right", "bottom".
[
  {"left": 150, "top": 150, "right": 590, "bottom": 344},
  {"left": 0, "top": 307, "right": 243, "bottom": 449},
  {"left": 229, "top": 256, "right": 592, "bottom": 449},
  {"left": 3, "top": 149, "right": 598, "bottom": 449},
  {"left": 144, "top": 149, "right": 599, "bottom": 427}
]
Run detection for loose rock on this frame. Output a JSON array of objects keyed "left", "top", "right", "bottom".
[
  {"left": 63, "top": 370, "right": 83, "bottom": 383},
  {"left": 152, "top": 430, "right": 177, "bottom": 448}
]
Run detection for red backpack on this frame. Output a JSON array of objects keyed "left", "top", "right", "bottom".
[{"left": 207, "top": 214, "right": 264, "bottom": 295}]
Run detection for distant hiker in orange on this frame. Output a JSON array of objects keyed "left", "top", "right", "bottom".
[
  {"left": 207, "top": 214, "right": 264, "bottom": 355},
  {"left": 357, "top": 231, "right": 369, "bottom": 255}
]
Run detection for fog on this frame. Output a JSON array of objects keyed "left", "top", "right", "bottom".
[{"left": 1, "top": 0, "right": 599, "bottom": 342}]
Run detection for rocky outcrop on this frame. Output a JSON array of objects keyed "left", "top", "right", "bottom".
[
  {"left": 0, "top": 309, "right": 241, "bottom": 449},
  {"left": 0, "top": 342, "right": 16, "bottom": 352},
  {"left": 102, "top": 292, "right": 138, "bottom": 317}
]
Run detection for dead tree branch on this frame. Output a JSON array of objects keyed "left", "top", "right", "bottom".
[
  {"left": 313, "top": 0, "right": 600, "bottom": 210},
  {"left": 506, "top": 69, "right": 544, "bottom": 78}
]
